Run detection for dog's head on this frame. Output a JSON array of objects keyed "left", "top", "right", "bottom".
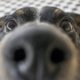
[{"left": 0, "top": 6, "right": 80, "bottom": 80}]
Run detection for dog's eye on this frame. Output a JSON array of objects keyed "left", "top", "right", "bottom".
[
  {"left": 6, "top": 20, "right": 17, "bottom": 31},
  {"left": 60, "top": 21, "right": 73, "bottom": 32}
]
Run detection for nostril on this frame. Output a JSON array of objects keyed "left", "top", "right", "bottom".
[
  {"left": 13, "top": 47, "right": 26, "bottom": 63},
  {"left": 50, "top": 48, "right": 65, "bottom": 64}
]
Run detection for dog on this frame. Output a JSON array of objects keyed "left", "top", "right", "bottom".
[{"left": 0, "top": 6, "right": 80, "bottom": 80}]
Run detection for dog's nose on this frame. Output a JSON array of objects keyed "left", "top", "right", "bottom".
[{"left": 0, "top": 22, "right": 77, "bottom": 80}]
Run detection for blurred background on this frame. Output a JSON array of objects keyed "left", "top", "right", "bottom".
[{"left": 0, "top": 0, "right": 80, "bottom": 17}]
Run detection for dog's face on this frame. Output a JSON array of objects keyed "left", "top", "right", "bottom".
[{"left": 0, "top": 6, "right": 80, "bottom": 80}]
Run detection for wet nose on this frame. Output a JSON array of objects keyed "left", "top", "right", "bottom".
[{"left": 0, "top": 22, "right": 77, "bottom": 80}]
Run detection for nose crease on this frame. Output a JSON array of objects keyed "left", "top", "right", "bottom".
[{"left": 36, "top": 52, "right": 44, "bottom": 80}]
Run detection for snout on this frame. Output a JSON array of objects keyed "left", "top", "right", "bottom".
[{"left": 0, "top": 22, "right": 78, "bottom": 80}]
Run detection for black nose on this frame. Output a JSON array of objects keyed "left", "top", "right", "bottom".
[{"left": 0, "top": 22, "right": 77, "bottom": 80}]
